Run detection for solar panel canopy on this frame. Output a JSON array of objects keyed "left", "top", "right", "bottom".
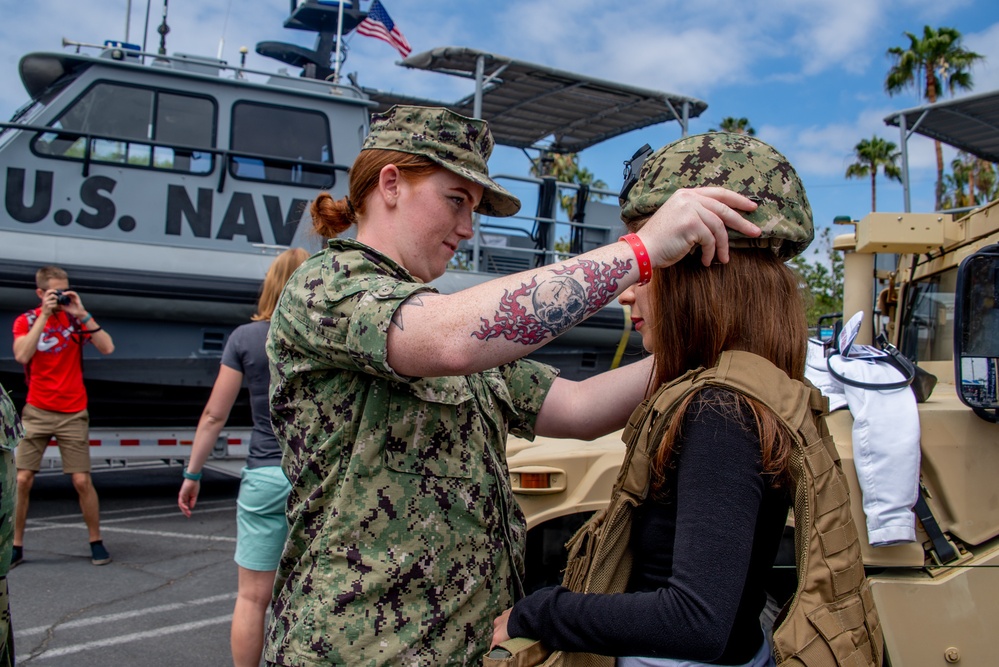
[
  {"left": 363, "top": 46, "right": 707, "bottom": 153},
  {"left": 884, "top": 89, "right": 999, "bottom": 163}
]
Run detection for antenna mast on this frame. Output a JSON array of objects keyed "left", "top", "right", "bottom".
[
  {"left": 125, "top": 0, "right": 133, "bottom": 43},
  {"left": 157, "top": 0, "right": 170, "bottom": 55},
  {"left": 332, "top": 0, "right": 346, "bottom": 83}
]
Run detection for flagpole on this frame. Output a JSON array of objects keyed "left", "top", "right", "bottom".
[{"left": 332, "top": 0, "right": 346, "bottom": 83}]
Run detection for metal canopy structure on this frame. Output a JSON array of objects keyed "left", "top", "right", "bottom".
[
  {"left": 884, "top": 89, "right": 999, "bottom": 211},
  {"left": 362, "top": 46, "right": 707, "bottom": 153}
]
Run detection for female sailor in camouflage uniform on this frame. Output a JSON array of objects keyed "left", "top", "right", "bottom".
[{"left": 263, "top": 106, "right": 761, "bottom": 667}]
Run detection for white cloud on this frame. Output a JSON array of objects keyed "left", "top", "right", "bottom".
[
  {"left": 484, "top": 1, "right": 763, "bottom": 96},
  {"left": 963, "top": 22, "right": 999, "bottom": 94},
  {"left": 759, "top": 106, "right": 909, "bottom": 180},
  {"left": 775, "top": 0, "right": 886, "bottom": 75}
]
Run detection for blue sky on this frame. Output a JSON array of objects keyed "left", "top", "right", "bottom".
[{"left": 2, "top": 0, "right": 999, "bottom": 265}]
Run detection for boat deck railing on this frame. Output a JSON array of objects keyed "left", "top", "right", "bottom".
[
  {"left": 57, "top": 40, "right": 369, "bottom": 99},
  {"left": 461, "top": 174, "right": 624, "bottom": 274},
  {"left": 0, "top": 120, "right": 352, "bottom": 192}
]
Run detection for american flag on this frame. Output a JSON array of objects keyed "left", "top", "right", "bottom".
[{"left": 356, "top": 0, "right": 412, "bottom": 58}]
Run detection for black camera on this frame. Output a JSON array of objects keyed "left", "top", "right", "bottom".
[{"left": 53, "top": 289, "right": 72, "bottom": 307}]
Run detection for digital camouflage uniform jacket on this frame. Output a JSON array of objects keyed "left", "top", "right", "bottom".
[
  {"left": 264, "top": 239, "right": 559, "bottom": 667},
  {"left": 1, "top": 383, "right": 24, "bottom": 661}
]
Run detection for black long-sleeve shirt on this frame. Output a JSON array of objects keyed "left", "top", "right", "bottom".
[{"left": 509, "top": 389, "right": 791, "bottom": 664}]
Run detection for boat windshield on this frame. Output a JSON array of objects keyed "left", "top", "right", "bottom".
[
  {"left": 0, "top": 99, "right": 47, "bottom": 149},
  {"left": 1, "top": 57, "right": 87, "bottom": 146}
]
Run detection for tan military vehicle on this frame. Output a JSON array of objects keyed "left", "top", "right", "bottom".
[{"left": 507, "top": 92, "right": 999, "bottom": 666}]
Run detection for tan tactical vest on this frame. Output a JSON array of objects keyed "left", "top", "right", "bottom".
[{"left": 488, "top": 350, "right": 883, "bottom": 667}]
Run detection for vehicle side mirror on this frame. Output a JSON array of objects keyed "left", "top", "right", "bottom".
[{"left": 954, "top": 244, "right": 999, "bottom": 422}]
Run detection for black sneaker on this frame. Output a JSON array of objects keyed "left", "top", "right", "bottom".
[
  {"left": 9, "top": 546, "right": 22, "bottom": 569},
  {"left": 90, "top": 541, "right": 112, "bottom": 566}
]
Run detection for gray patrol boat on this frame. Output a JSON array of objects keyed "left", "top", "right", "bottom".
[{"left": 0, "top": 0, "right": 706, "bottom": 433}]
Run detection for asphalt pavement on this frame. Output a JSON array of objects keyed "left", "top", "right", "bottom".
[{"left": 7, "top": 463, "right": 244, "bottom": 666}]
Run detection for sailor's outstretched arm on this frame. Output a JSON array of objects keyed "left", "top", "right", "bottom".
[
  {"left": 387, "top": 187, "right": 759, "bottom": 378},
  {"left": 533, "top": 356, "right": 655, "bottom": 440}
]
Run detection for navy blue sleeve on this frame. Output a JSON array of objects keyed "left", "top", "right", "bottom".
[{"left": 508, "top": 395, "right": 765, "bottom": 661}]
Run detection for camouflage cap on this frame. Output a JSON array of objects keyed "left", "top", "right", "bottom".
[
  {"left": 362, "top": 105, "right": 521, "bottom": 217},
  {"left": 619, "top": 133, "right": 813, "bottom": 259}
]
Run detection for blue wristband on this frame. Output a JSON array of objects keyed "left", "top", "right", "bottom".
[
  {"left": 80, "top": 313, "right": 93, "bottom": 324},
  {"left": 182, "top": 469, "right": 203, "bottom": 481}
]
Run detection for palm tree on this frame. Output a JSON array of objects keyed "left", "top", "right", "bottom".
[
  {"left": 885, "top": 26, "right": 985, "bottom": 209},
  {"left": 845, "top": 136, "right": 903, "bottom": 212},
  {"left": 942, "top": 170, "right": 970, "bottom": 210},
  {"left": 711, "top": 117, "right": 756, "bottom": 135},
  {"left": 943, "top": 151, "right": 999, "bottom": 208},
  {"left": 976, "top": 160, "right": 999, "bottom": 203}
]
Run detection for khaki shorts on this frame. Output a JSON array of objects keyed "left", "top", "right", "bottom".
[{"left": 16, "top": 405, "right": 91, "bottom": 473}]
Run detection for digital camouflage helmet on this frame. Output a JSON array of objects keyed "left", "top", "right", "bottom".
[{"left": 619, "top": 133, "right": 814, "bottom": 259}]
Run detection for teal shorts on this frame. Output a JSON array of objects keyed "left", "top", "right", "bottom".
[{"left": 235, "top": 466, "right": 291, "bottom": 572}]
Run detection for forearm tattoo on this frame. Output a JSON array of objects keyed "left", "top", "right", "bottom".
[{"left": 473, "top": 257, "right": 632, "bottom": 344}]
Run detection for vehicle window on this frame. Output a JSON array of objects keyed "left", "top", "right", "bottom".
[
  {"left": 230, "top": 102, "right": 333, "bottom": 188},
  {"left": 31, "top": 82, "right": 215, "bottom": 174},
  {"left": 901, "top": 267, "right": 956, "bottom": 362},
  {"left": 963, "top": 255, "right": 999, "bottom": 358}
]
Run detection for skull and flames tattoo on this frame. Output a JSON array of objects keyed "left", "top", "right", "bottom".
[{"left": 472, "top": 257, "right": 632, "bottom": 344}]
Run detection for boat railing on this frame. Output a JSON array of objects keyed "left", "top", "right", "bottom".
[
  {"left": 58, "top": 40, "right": 368, "bottom": 99},
  {"left": 464, "top": 173, "right": 623, "bottom": 274},
  {"left": 0, "top": 120, "right": 352, "bottom": 192}
]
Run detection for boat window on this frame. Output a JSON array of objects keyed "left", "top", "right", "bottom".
[
  {"left": 30, "top": 81, "right": 216, "bottom": 174},
  {"left": 151, "top": 93, "right": 215, "bottom": 173},
  {"left": 230, "top": 102, "right": 334, "bottom": 188},
  {"left": 900, "top": 267, "right": 956, "bottom": 362}
]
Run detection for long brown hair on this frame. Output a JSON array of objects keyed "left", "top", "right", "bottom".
[
  {"left": 647, "top": 251, "right": 808, "bottom": 489},
  {"left": 311, "top": 149, "right": 440, "bottom": 238},
  {"left": 252, "top": 247, "right": 310, "bottom": 321}
]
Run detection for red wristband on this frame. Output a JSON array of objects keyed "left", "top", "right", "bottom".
[{"left": 619, "top": 234, "right": 652, "bottom": 285}]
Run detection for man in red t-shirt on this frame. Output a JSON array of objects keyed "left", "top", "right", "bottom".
[{"left": 11, "top": 266, "right": 115, "bottom": 567}]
